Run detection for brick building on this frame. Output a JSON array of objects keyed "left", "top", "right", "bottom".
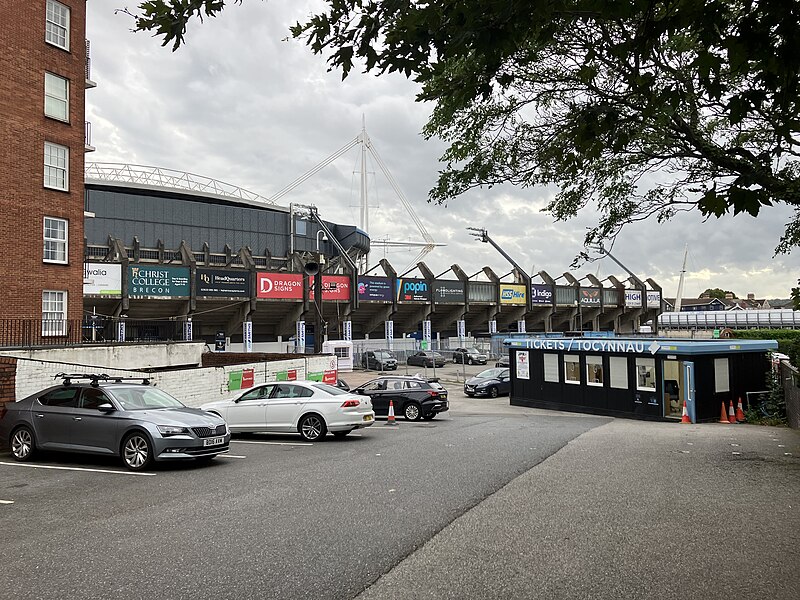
[{"left": 0, "top": 0, "right": 94, "bottom": 335}]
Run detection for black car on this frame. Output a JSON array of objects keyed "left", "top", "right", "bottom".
[
  {"left": 464, "top": 367, "right": 511, "bottom": 398},
  {"left": 407, "top": 351, "right": 446, "bottom": 368},
  {"left": 0, "top": 373, "right": 229, "bottom": 471},
  {"left": 453, "top": 347, "right": 488, "bottom": 365},
  {"left": 352, "top": 375, "right": 449, "bottom": 421},
  {"left": 495, "top": 355, "right": 510, "bottom": 368},
  {"left": 361, "top": 350, "right": 398, "bottom": 371}
]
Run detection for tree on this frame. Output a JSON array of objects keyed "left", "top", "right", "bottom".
[
  {"left": 792, "top": 279, "right": 800, "bottom": 310},
  {"left": 701, "top": 288, "right": 736, "bottom": 300},
  {"left": 130, "top": 1, "right": 800, "bottom": 262}
]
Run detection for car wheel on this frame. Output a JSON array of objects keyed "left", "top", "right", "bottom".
[
  {"left": 10, "top": 426, "right": 35, "bottom": 462},
  {"left": 299, "top": 414, "right": 327, "bottom": 441},
  {"left": 423, "top": 414, "right": 436, "bottom": 421},
  {"left": 468, "top": 357, "right": 473, "bottom": 365},
  {"left": 121, "top": 432, "right": 153, "bottom": 471},
  {"left": 404, "top": 402, "right": 422, "bottom": 421},
  {"left": 332, "top": 430, "right": 352, "bottom": 438},
  {"left": 489, "top": 386, "right": 499, "bottom": 398}
]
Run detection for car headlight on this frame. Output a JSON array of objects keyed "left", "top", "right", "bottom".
[{"left": 157, "top": 425, "right": 189, "bottom": 436}]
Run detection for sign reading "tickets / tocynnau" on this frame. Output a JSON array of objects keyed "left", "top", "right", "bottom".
[
  {"left": 128, "top": 266, "right": 190, "bottom": 297},
  {"left": 256, "top": 272, "right": 351, "bottom": 300}
]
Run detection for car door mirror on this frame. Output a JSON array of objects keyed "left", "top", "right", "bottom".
[{"left": 97, "top": 403, "right": 115, "bottom": 413}]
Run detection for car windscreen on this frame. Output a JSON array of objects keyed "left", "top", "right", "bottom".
[
  {"left": 467, "top": 348, "right": 482, "bottom": 354},
  {"left": 374, "top": 352, "right": 393, "bottom": 359},
  {"left": 477, "top": 368, "right": 503, "bottom": 379},
  {"left": 107, "top": 386, "right": 185, "bottom": 410},
  {"left": 311, "top": 383, "right": 349, "bottom": 396}
]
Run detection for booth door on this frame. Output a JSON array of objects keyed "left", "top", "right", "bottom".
[{"left": 662, "top": 359, "right": 684, "bottom": 418}]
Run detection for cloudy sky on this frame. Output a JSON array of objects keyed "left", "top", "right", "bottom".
[{"left": 86, "top": 1, "right": 798, "bottom": 299}]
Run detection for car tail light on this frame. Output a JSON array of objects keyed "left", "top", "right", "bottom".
[
  {"left": 427, "top": 391, "right": 439, "bottom": 398},
  {"left": 341, "top": 399, "right": 360, "bottom": 407}
]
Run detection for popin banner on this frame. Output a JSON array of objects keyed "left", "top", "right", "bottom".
[
  {"left": 517, "top": 320, "right": 526, "bottom": 333},
  {"left": 422, "top": 320, "right": 432, "bottom": 344},
  {"left": 343, "top": 320, "right": 352, "bottom": 341},
  {"left": 243, "top": 321, "right": 253, "bottom": 352},
  {"left": 457, "top": 320, "right": 466, "bottom": 339},
  {"left": 296, "top": 320, "right": 306, "bottom": 353},
  {"left": 489, "top": 320, "right": 497, "bottom": 334}
]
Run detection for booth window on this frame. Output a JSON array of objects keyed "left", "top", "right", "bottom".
[
  {"left": 564, "top": 355, "right": 580, "bottom": 384},
  {"left": 586, "top": 356, "right": 604, "bottom": 386},
  {"left": 543, "top": 353, "right": 559, "bottom": 383},
  {"left": 636, "top": 358, "right": 656, "bottom": 391},
  {"left": 714, "top": 358, "right": 730, "bottom": 393},
  {"left": 609, "top": 357, "right": 628, "bottom": 389},
  {"left": 333, "top": 347, "right": 349, "bottom": 359}
]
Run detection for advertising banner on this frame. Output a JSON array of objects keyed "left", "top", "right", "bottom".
[
  {"left": 243, "top": 321, "right": 253, "bottom": 352},
  {"left": 196, "top": 268, "right": 250, "bottom": 297},
  {"left": 516, "top": 351, "right": 530, "bottom": 380},
  {"left": 625, "top": 290, "right": 642, "bottom": 308},
  {"left": 343, "top": 320, "right": 352, "bottom": 341},
  {"left": 84, "top": 263, "right": 122, "bottom": 296},
  {"left": 499, "top": 284, "right": 526, "bottom": 305},
  {"left": 530, "top": 283, "right": 553, "bottom": 305},
  {"left": 310, "top": 275, "right": 351, "bottom": 301},
  {"left": 647, "top": 290, "right": 662, "bottom": 308},
  {"left": 579, "top": 287, "right": 602, "bottom": 307},
  {"left": 128, "top": 265, "right": 190, "bottom": 297},
  {"left": 422, "top": 320, "right": 432, "bottom": 345},
  {"left": 517, "top": 320, "right": 526, "bottom": 333},
  {"left": 183, "top": 320, "right": 193, "bottom": 341},
  {"left": 357, "top": 276, "right": 393, "bottom": 302},
  {"left": 457, "top": 319, "right": 466, "bottom": 339},
  {"left": 296, "top": 320, "right": 306, "bottom": 352},
  {"left": 257, "top": 272, "right": 303, "bottom": 299},
  {"left": 432, "top": 280, "right": 465, "bottom": 303},
  {"left": 397, "top": 278, "right": 430, "bottom": 302},
  {"left": 385, "top": 320, "right": 394, "bottom": 349},
  {"left": 489, "top": 320, "right": 497, "bottom": 334}
]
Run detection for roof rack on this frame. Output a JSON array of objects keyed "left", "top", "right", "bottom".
[{"left": 55, "top": 373, "right": 151, "bottom": 387}]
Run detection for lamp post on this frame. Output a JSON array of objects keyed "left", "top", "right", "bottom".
[{"left": 313, "top": 230, "right": 328, "bottom": 353}]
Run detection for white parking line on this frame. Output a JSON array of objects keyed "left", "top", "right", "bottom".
[
  {"left": 0, "top": 500, "right": 14, "bottom": 505},
  {"left": 0, "top": 461, "right": 155, "bottom": 476},
  {"left": 230, "top": 440, "right": 313, "bottom": 447}
]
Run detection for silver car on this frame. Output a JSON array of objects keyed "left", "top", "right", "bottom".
[{"left": 0, "top": 374, "right": 230, "bottom": 471}]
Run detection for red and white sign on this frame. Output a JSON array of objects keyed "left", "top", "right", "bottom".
[
  {"left": 256, "top": 273, "right": 303, "bottom": 299},
  {"left": 323, "top": 370, "right": 338, "bottom": 385},
  {"left": 241, "top": 369, "right": 255, "bottom": 389},
  {"left": 310, "top": 275, "right": 351, "bottom": 301}
]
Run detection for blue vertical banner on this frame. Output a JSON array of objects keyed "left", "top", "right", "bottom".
[
  {"left": 343, "top": 320, "right": 352, "bottom": 341},
  {"left": 457, "top": 319, "right": 466, "bottom": 340},
  {"left": 296, "top": 320, "right": 306, "bottom": 353},
  {"left": 243, "top": 321, "right": 253, "bottom": 352},
  {"left": 489, "top": 320, "right": 497, "bottom": 334},
  {"left": 517, "top": 320, "right": 526, "bottom": 333},
  {"left": 385, "top": 320, "right": 394, "bottom": 350},
  {"left": 422, "top": 320, "right": 432, "bottom": 347},
  {"left": 116, "top": 320, "right": 126, "bottom": 342},
  {"left": 183, "top": 319, "right": 193, "bottom": 341}
]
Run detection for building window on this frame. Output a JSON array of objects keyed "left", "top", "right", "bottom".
[
  {"left": 543, "top": 353, "right": 559, "bottom": 383},
  {"left": 295, "top": 218, "right": 307, "bottom": 236},
  {"left": 46, "top": 0, "right": 70, "bottom": 50},
  {"left": 44, "top": 142, "right": 68, "bottom": 190},
  {"left": 636, "top": 358, "right": 656, "bottom": 391},
  {"left": 714, "top": 358, "right": 730, "bottom": 393},
  {"left": 564, "top": 354, "right": 580, "bottom": 384},
  {"left": 609, "top": 356, "right": 628, "bottom": 389},
  {"left": 42, "top": 291, "right": 67, "bottom": 336},
  {"left": 43, "top": 217, "right": 68, "bottom": 263},
  {"left": 45, "top": 72, "right": 69, "bottom": 121},
  {"left": 586, "top": 356, "right": 604, "bottom": 386}
]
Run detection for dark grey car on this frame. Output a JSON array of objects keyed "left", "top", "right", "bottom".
[{"left": 0, "top": 374, "right": 229, "bottom": 471}]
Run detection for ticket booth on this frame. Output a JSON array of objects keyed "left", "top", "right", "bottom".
[{"left": 507, "top": 337, "right": 778, "bottom": 421}]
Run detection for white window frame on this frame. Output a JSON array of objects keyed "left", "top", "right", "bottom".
[
  {"left": 543, "top": 353, "right": 559, "bottom": 383},
  {"left": 43, "top": 217, "right": 68, "bottom": 264},
  {"left": 714, "top": 358, "right": 730, "bottom": 393},
  {"left": 42, "top": 290, "right": 67, "bottom": 336},
  {"left": 44, "top": 72, "right": 69, "bottom": 122},
  {"left": 44, "top": 142, "right": 69, "bottom": 191},
  {"left": 564, "top": 354, "right": 580, "bottom": 385},
  {"left": 636, "top": 358, "right": 656, "bottom": 392},
  {"left": 45, "top": 0, "right": 70, "bottom": 50},
  {"left": 586, "top": 356, "right": 604, "bottom": 387}
]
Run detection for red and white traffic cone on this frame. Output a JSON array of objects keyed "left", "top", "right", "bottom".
[
  {"left": 681, "top": 401, "right": 691, "bottom": 424},
  {"left": 728, "top": 400, "right": 738, "bottom": 424},
  {"left": 736, "top": 397, "right": 746, "bottom": 422},
  {"left": 719, "top": 402, "right": 730, "bottom": 424},
  {"left": 387, "top": 399, "right": 397, "bottom": 426}
]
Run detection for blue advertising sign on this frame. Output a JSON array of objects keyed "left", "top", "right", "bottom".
[
  {"left": 397, "top": 278, "right": 430, "bottom": 302},
  {"left": 128, "top": 265, "right": 190, "bottom": 297},
  {"left": 357, "top": 276, "right": 393, "bottom": 302},
  {"left": 530, "top": 283, "right": 553, "bottom": 305}
]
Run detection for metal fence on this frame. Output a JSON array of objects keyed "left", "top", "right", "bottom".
[
  {"left": 0, "top": 318, "right": 190, "bottom": 348},
  {"left": 782, "top": 361, "right": 800, "bottom": 429}
]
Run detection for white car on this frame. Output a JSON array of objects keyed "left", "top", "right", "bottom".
[{"left": 200, "top": 381, "right": 375, "bottom": 441}]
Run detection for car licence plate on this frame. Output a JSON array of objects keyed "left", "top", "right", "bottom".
[
  {"left": 204, "top": 436, "right": 225, "bottom": 447},
  {"left": 363, "top": 414, "right": 373, "bottom": 422}
]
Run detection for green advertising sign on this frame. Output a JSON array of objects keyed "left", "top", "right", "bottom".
[
  {"left": 228, "top": 371, "right": 243, "bottom": 391},
  {"left": 128, "top": 265, "right": 190, "bottom": 297}
]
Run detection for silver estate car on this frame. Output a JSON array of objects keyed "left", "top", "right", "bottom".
[{"left": 0, "top": 374, "right": 230, "bottom": 471}]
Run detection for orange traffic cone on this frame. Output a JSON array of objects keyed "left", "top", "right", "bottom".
[
  {"left": 728, "top": 401, "right": 738, "bottom": 424},
  {"left": 681, "top": 401, "right": 691, "bottom": 424},
  {"left": 736, "top": 397, "right": 746, "bottom": 422},
  {"left": 387, "top": 399, "right": 397, "bottom": 426},
  {"left": 719, "top": 401, "right": 730, "bottom": 423}
]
